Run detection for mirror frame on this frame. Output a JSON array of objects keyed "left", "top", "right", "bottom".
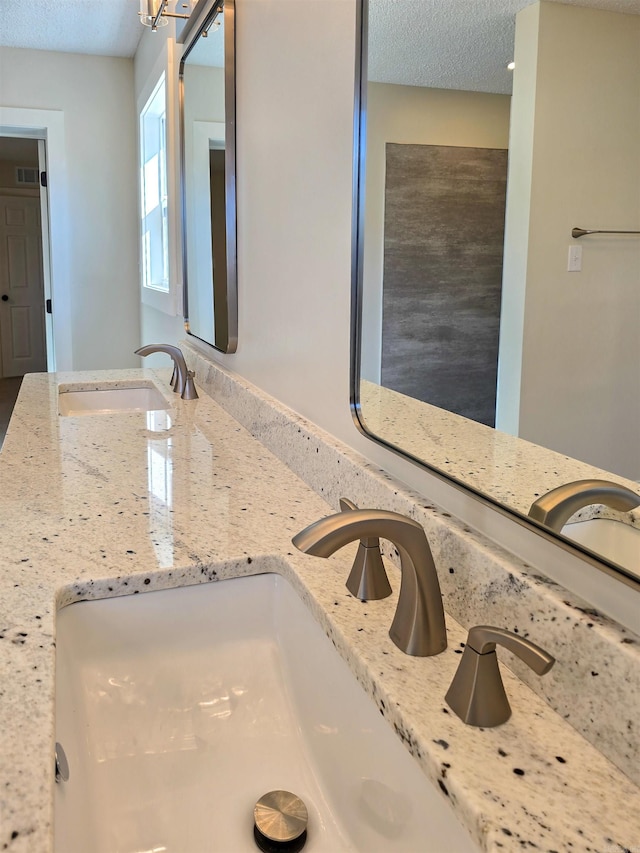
[
  {"left": 179, "top": 0, "right": 238, "bottom": 353},
  {"left": 349, "top": 0, "right": 640, "bottom": 594}
]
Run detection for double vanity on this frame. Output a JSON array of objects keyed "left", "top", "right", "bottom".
[{"left": 1, "top": 350, "right": 638, "bottom": 852}]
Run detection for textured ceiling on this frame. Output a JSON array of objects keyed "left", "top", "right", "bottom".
[
  {"left": 368, "top": 0, "right": 640, "bottom": 94},
  {"left": 0, "top": 0, "right": 638, "bottom": 88},
  {"left": 0, "top": 0, "right": 146, "bottom": 58}
]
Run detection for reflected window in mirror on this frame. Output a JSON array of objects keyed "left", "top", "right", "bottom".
[{"left": 180, "top": 0, "right": 237, "bottom": 353}]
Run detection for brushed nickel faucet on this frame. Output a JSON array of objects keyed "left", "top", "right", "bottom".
[
  {"left": 292, "top": 509, "right": 447, "bottom": 656},
  {"left": 528, "top": 479, "right": 640, "bottom": 532},
  {"left": 135, "top": 344, "right": 198, "bottom": 400},
  {"left": 445, "top": 625, "right": 555, "bottom": 727}
]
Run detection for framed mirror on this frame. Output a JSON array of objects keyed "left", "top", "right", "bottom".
[
  {"left": 180, "top": 0, "right": 237, "bottom": 353},
  {"left": 352, "top": 0, "right": 640, "bottom": 586}
]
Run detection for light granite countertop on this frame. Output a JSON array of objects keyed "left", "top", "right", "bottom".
[{"left": 1, "top": 369, "right": 639, "bottom": 852}]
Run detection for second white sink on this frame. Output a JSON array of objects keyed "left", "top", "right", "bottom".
[
  {"left": 55, "top": 572, "right": 478, "bottom": 852},
  {"left": 58, "top": 383, "right": 169, "bottom": 416}
]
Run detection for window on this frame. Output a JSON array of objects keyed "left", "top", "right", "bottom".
[{"left": 140, "top": 74, "right": 169, "bottom": 293}]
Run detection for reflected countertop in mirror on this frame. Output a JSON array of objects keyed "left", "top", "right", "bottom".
[{"left": 360, "top": 380, "right": 640, "bottom": 575}]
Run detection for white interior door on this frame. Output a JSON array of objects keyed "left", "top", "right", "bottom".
[{"left": 0, "top": 195, "right": 47, "bottom": 377}]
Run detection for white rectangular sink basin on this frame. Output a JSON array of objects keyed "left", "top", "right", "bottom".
[
  {"left": 58, "top": 383, "right": 169, "bottom": 416},
  {"left": 55, "top": 573, "right": 478, "bottom": 853},
  {"left": 562, "top": 518, "right": 640, "bottom": 578}
]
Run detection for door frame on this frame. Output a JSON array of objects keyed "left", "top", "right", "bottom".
[
  {"left": 37, "top": 138, "right": 55, "bottom": 372},
  {"left": 0, "top": 107, "right": 72, "bottom": 371}
]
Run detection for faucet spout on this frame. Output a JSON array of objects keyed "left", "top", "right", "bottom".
[
  {"left": 528, "top": 479, "right": 640, "bottom": 531},
  {"left": 293, "top": 509, "right": 447, "bottom": 656},
  {"left": 135, "top": 344, "right": 198, "bottom": 400}
]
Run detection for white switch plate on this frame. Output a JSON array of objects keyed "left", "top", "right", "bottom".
[{"left": 568, "top": 245, "right": 582, "bottom": 272}]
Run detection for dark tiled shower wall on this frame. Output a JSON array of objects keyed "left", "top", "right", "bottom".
[{"left": 381, "top": 143, "right": 508, "bottom": 428}]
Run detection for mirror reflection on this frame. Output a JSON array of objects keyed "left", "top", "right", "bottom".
[
  {"left": 180, "top": 0, "right": 237, "bottom": 353},
  {"left": 355, "top": 0, "right": 640, "bottom": 577}
]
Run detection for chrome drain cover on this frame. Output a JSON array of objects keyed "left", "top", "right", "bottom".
[{"left": 253, "top": 790, "right": 308, "bottom": 852}]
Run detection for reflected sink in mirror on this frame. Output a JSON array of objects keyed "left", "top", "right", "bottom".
[
  {"left": 562, "top": 519, "right": 640, "bottom": 579},
  {"left": 58, "top": 382, "right": 170, "bottom": 416},
  {"left": 55, "top": 573, "right": 478, "bottom": 852}
]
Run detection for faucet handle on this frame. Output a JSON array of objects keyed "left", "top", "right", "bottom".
[
  {"left": 181, "top": 370, "right": 198, "bottom": 401},
  {"left": 465, "top": 626, "right": 555, "bottom": 675},
  {"left": 338, "top": 498, "right": 392, "bottom": 600},
  {"left": 445, "top": 626, "right": 555, "bottom": 727}
]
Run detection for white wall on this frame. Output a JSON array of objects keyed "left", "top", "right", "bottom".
[
  {"left": 362, "top": 82, "right": 511, "bottom": 381},
  {"left": 0, "top": 47, "right": 140, "bottom": 370},
  {"left": 495, "top": 1, "right": 539, "bottom": 439},
  {"left": 498, "top": 2, "right": 640, "bottom": 479}
]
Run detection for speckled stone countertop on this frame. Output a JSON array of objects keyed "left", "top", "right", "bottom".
[
  {"left": 360, "top": 380, "right": 640, "bottom": 530},
  {"left": 1, "top": 369, "right": 639, "bottom": 852}
]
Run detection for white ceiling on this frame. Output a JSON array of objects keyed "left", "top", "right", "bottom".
[{"left": 0, "top": 0, "right": 638, "bottom": 91}]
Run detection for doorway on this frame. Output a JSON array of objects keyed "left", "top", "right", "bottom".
[
  {"left": 0, "top": 136, "right": 50, "bottom": 379},
  {"left": 0, "top": 135, "right": 53, "bottom": 445}
]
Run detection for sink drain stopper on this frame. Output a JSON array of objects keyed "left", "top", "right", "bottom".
[{"left": 253, "top": 790, "right": 308, "bottom": 853}]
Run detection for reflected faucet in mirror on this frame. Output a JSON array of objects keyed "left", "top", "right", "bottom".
[
  {"left": 135, "top": 344, "right": 199, "bottom": 400},
  {"left": 293, "top": 509, "right": 447, "bottom": 656},
  {"left": 528, "top": 479, "right": 640, "bottom": 532}
]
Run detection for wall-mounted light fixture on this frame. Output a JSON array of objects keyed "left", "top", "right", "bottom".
[{"left": 139, "top": 0, "right": 192, "bottom": 31}]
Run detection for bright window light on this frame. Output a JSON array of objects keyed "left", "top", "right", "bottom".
[{"left": 140, "top": 75, "right": 169, "bottom": 292}]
